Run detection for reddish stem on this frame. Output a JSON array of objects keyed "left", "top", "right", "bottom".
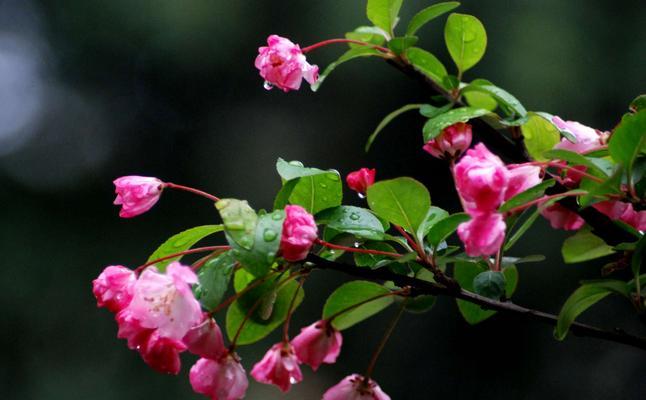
[
  {"left": 513, "top": 161, "right": 604, "bottom": 184},
  {"left": 283, "top": 275, "right": 308, "bottom": 342},
  {"left": 164, "top": 182, "right": 220, "bottom": 202},
  {"left": 301, "top": 38, "right": 391, "bottom": 54},
  {"left": 209, "top": 269, "right": 277, "bottom": 316},
  {"left": 315, "top": 238, "right": 403, "bottom": 258},
  {"left": 134, "top": 246, "right": 230, "bottom": 274},
  {"left": 364, "top": 299, "right": 407, "bottom": 381},
  {"left": 504, "top": 191, "right": 588, "bottom": 215},
  {"left": 394, "top": 225, "right": 424, "bottom": 258}
]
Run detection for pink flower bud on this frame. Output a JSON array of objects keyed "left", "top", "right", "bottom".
[
  {"left": 250, "top": 342, "right": 303, "bottom": 392},
  {"left": 92, "top": 265, "right": 135, "bottom": 312},
  {"left": 140, "top": 330, "right": 187, "bottom": 375},
  {"left": 115, "top": 309, "right": 154, "bottom": 350},
  {"left": 255, "top": 35, "right": 319, "bottom": 92},
  {"left": 190, "top": 355, "right": 249, "bottom": 400},
  {"left": 594, "top": 201, "right": 646, "bottom": 231},
  {"left": 423, "top": 122, "right": 472, "bottom": 159},
  {"left": 454, "top": 143, "right": 510, "bottom": 213},
  {"left": 623, "top": 208, "right": 646, "bottom": 231},
  {"left": 280, "top": 205, "right": 318, "bottom": 262},
  {"left": 346, "top": 168, "right": 376, "bottom": 195},
  {"left": 291, "top": 320, "right": 342, "bottom": 371},
  {"left": 323, "top": 374, "right": 391, "bottom": 400},
  {"left": 457, "top": 213, "right": 506, "bottom": 257},
  {"left": 540, "top": 203, "right": 585, "bottom": 231},
  {"left": 127, "top": 262, "right": 202, "bottom": 340},
  {"left": 505, "top": 164, "right": 543, "bottom": 200},
  {"left": 113, "top": 176, "right": 163, "bottom": 218},
  {"left": 552, "top": 116, "right": 604, "bottom": 154},
  {"left": 182, "top": 315, "right": 226, "bottom": 360}
]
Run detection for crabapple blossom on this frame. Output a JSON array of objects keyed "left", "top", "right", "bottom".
[
  {"left": 190, "top": 355, "right": 249, "bottom": 400},
  {"left": 423, "top": 122, "right": 472, "bottom": 159},
  {"left": 140, "top": 330, "right": 187, "bottom": 375},
  {"left": 593, "top": 201, "right": 646, "bottom": 231},
  {"left": 291, "top": 320, "right": 342, "bottom": 371},
  {"left": 113, "top": 176, "right": 164, "bottom": 218},
  {"left": 457, "top": 212, "right": 506, "bottom": 257},
  {"left": 552, "top": 116, "right": 605, "bottom": 154},
  {"left": 115, "top": 309, "right": 153, "bottom": 350},
  {"left": 540, "top": 203, "right": 585, "bottom": 231},
  {"left": 250, "top": 342, "right": 303, "bottom": 392},
  {"left": 280, "top": 205, "right": 318, "bottom": 262},
  {"left": 92, "top": 265, "right": 135, "bottom": 312},
  {"left": 255, "top": 35, "right": 319, "bottom": 92},
  {"left": 183, "top": 315, "right": 226, "bottom": 360},
  {"left": 323, "top": 374, "right": 391, "bottom": 400},
  {"left": 505, "top": 165, "right": 542, "bottom": 200},
  {"left": 346, "top": 168, "right": 376, "bottom": 195}
]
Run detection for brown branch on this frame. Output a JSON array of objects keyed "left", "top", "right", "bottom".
[{"left": 306, "top": 254, "right": 646, "bottom": 351}]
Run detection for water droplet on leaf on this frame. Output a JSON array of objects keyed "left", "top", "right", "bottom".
[
  {"left": 349, "top": 213, "right": 360, "bottom": 221},
  {"left": 263, "top": 229, "right": 277, "bottom": 242}
]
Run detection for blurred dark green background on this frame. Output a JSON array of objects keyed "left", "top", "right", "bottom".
[{"left": 1, "top": 0, "right": 645, "bottom": 399}]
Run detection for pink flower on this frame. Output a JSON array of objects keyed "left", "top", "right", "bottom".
[
  {"left": 280, "top": 205, "right": 318, "bottom": 262},
  {"left": 183, "top": 315, "right": 226, "bottom": 360},
  {"left": 250, "top": 342, "right": 303, "bottom": 392},
  {"left": 505, "top": 165, "right": 542, "bottom": 200},
  {"left": 113, "top": 176, "right": 164, "bottom": 218},
  {"left": 457, "top": 213, "right": 506, "bottom": 257},
  {"left": 126, "top": 262, "right": 202, "bottom": 340},
  {"left": 552, "top": 116, "right": 604, "bottom": 154},
  {"left": 323, "top": 374, "right": 391, "bottom": 400},
  {"left": 593, "top": 201, "right": 646, "bottom": 231},
  {"left": 423, "top": 122, "right": 472, "bottom": 159},
  {"left": 291, "top": 320, "right": 342, "bottom": 371},
  {"left": 540, "top": 203, "right": 585, "bottom": 231},
  {"left": 623, "top": 208, "right": 646, "bottom": 231},
  {"left": 92, "top": 265, "right": 136, "bottom": 312},
  {"left": 255, "top": 35, "right": 319, "bottom": 92},
  {"left": 346, "top": 168, "right": 376, "bottom": 195},
  {"left": 140, "top": 330, "right": 187, "bottom": 375},
  {"left": 115, "top": 309, "right": 153, "bottom": 350},
  {"left": 454, "top": 143, "right": 510, "bottom": 213},
  {"left": 190, "top": 355, "right": 249, "bottom": 400}
]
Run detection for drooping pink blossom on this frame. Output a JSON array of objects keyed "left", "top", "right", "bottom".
[
  {"left": 250, "top": 342, "right": 303, "bottom": 392},
  {"left": 140, "top": 330, "right": 187, "bottom": 375},
  {"left": 593, "top": 201, "right": 646, "bottom": 231},
  {"left": 346, "top": 168, "right": 376, "bottom": 195},
  {"left": 323, "top": 374, "right": 391, "bottom": 400},
  {"left": 454, "top": 143, "right": 510, "bottom": 213},
  {"left": 623, "top": 207, "right": 646, "bottom": 231},
  {"left": 505, "top": 165, "right": 543, "bottom": 200},
  {"left": 113, "top": 176, "right": 164, "bottom": 218},
  {"left": 457, "top": 213, "right": 506, "bottom": 257},
  {"left": 291, "top": 320, "right": 342, "bottom": 371},
  {"left": 190, "top": 355, "right": 249, "bottom": 400},
  {"left": 255, "top": 35, "right": 319, "bottom": 92},
  {"left": 93, "top": 265, "right": 136, "bottom": 312},
  {"left": 115, "top": 309, "right": 154, "bottom": 350},
  {"left": 552, "top": 116, "right": 604, "bottom": 154},
  {"left": 423, "top": 122, "right": 472, "bottom": 160},
  {"left": 183, "top": 314, "right": 226, "bottom": 360},
  {"left": 540, "top": 203, "right": 585, "bottom": 231},
  {"left": 126, "top": 262, "right": 202, "bottom": 340},
  {"left": 280, "top": 205, "right": 318, "bottom": 262}
]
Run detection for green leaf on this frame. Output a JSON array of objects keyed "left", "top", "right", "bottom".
[
  {"left": 554, "top": 280, "right": 628, "bottom": 340},
  {"left": 464, "top": 91, "right": 497, "bottom": 111},
  {"left": 473, "top": 270, "right": 506, "bottom": 300},
  {"left": 196, "top": 251, "right": 236, "bottom": 311},
  {"left": 273, "top": 179, "right": 298, "bottom": 210},
  {"left": 367, "top": 177, "right": 431, "bottom": 233},
  {"left": 416, "top": 206, "right": 450, "bottom": 244},
  {"left": 346, "top": 26, "right": 387, "bottom": 47},
  {"left": 632, "top": 235, "right": 646, "bottom": 277},
  {"left": 578, "top": 166, "right": 623, "bottom": 208},
  {"left": 226, "top": 271, "right": 304, "bottom": 345},
  {"left": 405, "top": 47, "right": 448, "bottom": 87},
  {"left": 365, "top": 104, "right": 423, "bottom": 151},
  {"left": 276, "top": 158, "right": 327, "bottom": 180},
  {"left": 323, "top": 280, "right": 394, "bottom": 330},
  {"left": 228, "top": 209, "right": 284, "bottom": 277},
  {"left": 454, "top": 262, "right": 518, "bottom": 324},
  {"left": 353, "top": 241, "right": 398, "bottom": 268},
  {"left": 521, "top": 114, "right": 561, "bottom": 161},
  {"left": 462, "top": 83, "right": 526, "bottom": 118},
  {"left": 544, "top": 149, "right": 609, "bottom": 177},
  {"left": 366, "top": 0, "right": 403, "bottom": 35},
  {"left": 629, "top": 94, "right": 646, "bottom": 113},
  {"left": 387, "top": 36, "right": 418, "bottom": 55},
  {"left": 216, "top": 199, "right": 257, "bottom": 250},
  {"left": 422, "top": 107, "right": 490, "bottom": 141},
  {"left": 425, "top": 213, "right": 470, "bottom": 248},
  {"left": 419, "top": 103, "right": 453, "bottom": 118},
  {"left": 562, "top": 229, "right": 616, "bottom": 264},
  {"left": 608, "top": 110, "right": 646, "bottom": 181},
  {"left": 147, "top": 225, "right": 224, "bottom": 271},
  {"left": 406, "top": 1, "right": 461, "bottom": 36},
  {"left": 276, "top": 158, "right": 343, "bottom": 214},
  {"left": 499, "top": 179, "right": 555, "bottom": 213},
  {"left": 317, "top": 206, "right": 385, "bottom": 240},
  {"left": 311, "top": 47, "right": 382, "bottom": 92},
  {"left": 504, "top": 208, "right": 541, "bottom": 251},
  {"left": 444, "top": 13, "right": 487, "bottom": 74}
]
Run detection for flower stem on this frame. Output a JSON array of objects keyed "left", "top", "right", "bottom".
[
  {"left": 283, "top": 275, "right": 308, "bottom": 342},
  {"left": 134, "top": 245, "right": 230, "bottom": 274},
  {"left": 164, "top": 182, "right": 220, "bottom": 202},
  {"left": 394, "top": 225, "right": 424, "bottom": 258},
  {"left": 301, "top": 38, "right": 391, "bottom": 54},
  {"left": 504, "top": 191, "right": 588, "bottom": 215},
  {"left": 209, "top": 269, "right": 278, "bottom": 316},
  {"left": 315, "top": 239, "right": 403, "bottom": 258},
  {"left": 364, "top": 299, "right": 407, "bottom": 381},
  {"left": 324, "top": 289, "right": 408, "bottom": 324}
]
